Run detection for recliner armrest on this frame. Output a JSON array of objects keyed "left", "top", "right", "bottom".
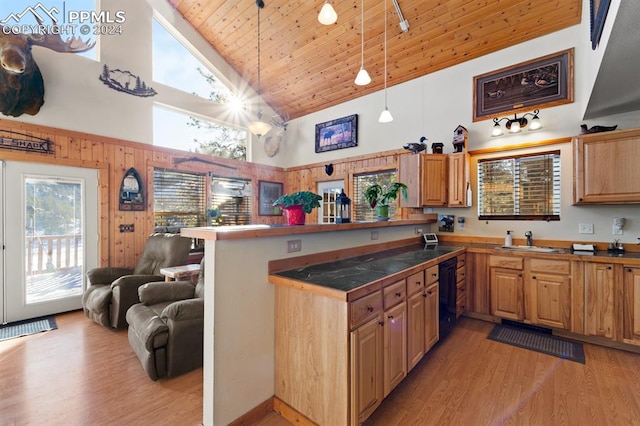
[
  {"left": 138, "top": 282, "right": 195, "bottom": 305},
  {"left": 161, "top": 298, "right": 204, "bottom": 322},
  {"left": 87, "top": 267, "right": 133, "bottom": 286},
  {"left": 111, "top": 274, "right": 165, "bottom": 291}
]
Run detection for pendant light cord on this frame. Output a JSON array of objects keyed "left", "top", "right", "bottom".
[
  {"left": 383, "top": 0, "right": 387, "bottom": 105},
  {"left": 360, "top": 0, "right": 365, "bottom": 67},
  {"left": 257, "top": 0, "right": 263, "bottom": 113}
]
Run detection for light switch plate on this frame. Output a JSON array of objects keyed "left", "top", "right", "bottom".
[{"left": 579, "top": 223, "right": 594, "bottom": 234}]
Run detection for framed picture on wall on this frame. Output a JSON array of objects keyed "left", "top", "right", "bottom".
[
  {"left": 590, "top": 0, "right": 612, "bottom": 49},
  {"left": 472, "top": 49, "right": 574, "bottom": 122},
  {"left": 315, "top": 114, "right": 358, "bottom": 153},
  {"left": 258, "top": 180, "right": 283, "bottom": 216}
]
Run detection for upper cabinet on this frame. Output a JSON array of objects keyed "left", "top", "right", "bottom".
[
  {"left": 447, "top": 152, "right": 470, "bottom": 208},
  {"left": 574, "top": 128, "right": 640, "bottom": 204},
  {"left": 399, "top": 154, "right": 448, "bottom": 207}
]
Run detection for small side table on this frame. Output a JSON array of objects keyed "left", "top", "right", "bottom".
[{"left": 160, "top": 264, "right": 201, "bottom": 284}]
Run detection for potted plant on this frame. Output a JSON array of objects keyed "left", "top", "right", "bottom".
[
  {"left": 364, "top": 182, "right": 408, "bottom": 221},
  {"left": 272, "top": 190, "right": 322, "bottom": 225}
]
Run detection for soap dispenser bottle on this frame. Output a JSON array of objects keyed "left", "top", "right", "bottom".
[{"left": 505, "top": 230, "right": 513, "bottom": 247}]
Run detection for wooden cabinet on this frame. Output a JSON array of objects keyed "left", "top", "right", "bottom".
[
  {"left": 406, "top": 271, "right": 425, "bottom": 372},
  {"left": 447, "top": 152, "right": 470, "bottom": 207},
  {"left": 399, "top": 153, "right": 447, "bottom": 207},
  {"left": 528, "top": 258, "right": 571, "bottom": 330},
  {"left": 584, "top": 262, "right": 615, "bottom": 340},
  {"left": 466, "top": 252, "right": 490, "bottom": 314},
  {"left": 490, "top": 255, "right": 524, "bottom": 320},
  {"left": 350, "top": 316, "right": 384, "bottom": 425},
  {"left": 424, "top": 282, "right": 439, "bottom": 351},
  {"left": 574, "top": 128, "right": 640, "bottom": 204},
  {"left": 622, "top": 266, "right": 640, "bottom": 346},
  {"left": 383, "top": 302, "right": 407, "bottom": 397},
  {"left": 456, "top": 255, "right": 466, "bottom": 317}
]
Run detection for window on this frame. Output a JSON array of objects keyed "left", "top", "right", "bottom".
[
  {"left": 210, "top": 176, "right": 252, "bottom": 226},
  {"left": 153, "top": 169, "right": 206, "bottom": 227},
  {"left": 353, "top": 171, "right": 399, "bottom": 221},
  {"left": 478, "top": 151, "right": 560, "bottom": 220}
]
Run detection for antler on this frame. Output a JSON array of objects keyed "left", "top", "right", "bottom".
[{"left": 27, "top": 12, "right": 95, "bottom": 53}]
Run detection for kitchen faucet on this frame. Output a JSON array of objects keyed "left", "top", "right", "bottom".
[{"left": 525, "top": 231, "right": 533, "bottom": 247}]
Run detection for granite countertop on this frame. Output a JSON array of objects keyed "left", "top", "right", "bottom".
[{"left": 272, "top": 243, "right": 462, "bottom": 292}]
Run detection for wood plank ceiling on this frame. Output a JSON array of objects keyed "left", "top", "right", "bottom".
[{"left": 168, "top": 0, "right": 582, "bottom": 120}]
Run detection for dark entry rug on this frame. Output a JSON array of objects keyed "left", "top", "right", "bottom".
[
  {"left": 488, "top": 323, "right": 585, "bottom": 364},
  {"left": 0, "top": 316, "right": 57, "bottom": 342}
]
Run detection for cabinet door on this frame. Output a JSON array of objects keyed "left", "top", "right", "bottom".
[
  {"left": 383, "top": 302, "right": 407, "bottom": 397},
  {"left": 490, "top": 267, "right": 524, "bottom": 320},
  {"left": 424, "top": 282, "right": 439, "bottom": 352},
  {"left": 584, "top": 262, "right": 615, "bottom": 339},
  {"left": 447, "top": 152, "right": 468, "bottom": 207},
  {"left": 530, "top": 273, "right": 570, "bottom": 330},
  {"left": 350, "top": 316, "right": 383, "bottom": 425},
  {"left": 574, "top": 131, "right": 640, "bottom": 204},
  {"left": 623, "top": 267, "right": 640, "bottom": 346},
  {"left": 467, "top": 252, "right": 490, "bottom": 314},
  {"left": 406, "top": 292, "right": 425, "bottom": 372},
  {"left": 399, "top": 154, "right": 422, "bottom": 208},
  {"left": 421, "top": 155, "right": 448, "bottom": 206}
]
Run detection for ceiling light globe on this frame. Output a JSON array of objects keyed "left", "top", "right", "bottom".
[
  {"left": 354, "top": 68, "right": 371, "bottom": 85},
  {"left": 318, "top": 2, "right": 338, "bottom": 25},
  {"left": 378, "top": 108, "right": 393, "bottom": 123}
]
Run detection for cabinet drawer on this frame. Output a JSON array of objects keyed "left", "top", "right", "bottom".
[
  {"left": 383, "top": 280, "right": 407, "bottom": 309},
  {"left": 406, "top": 270, "right": 425, "bottom": 296},
  {"left": 457, "top": 265, "right": 466, "bottom": 283},
  {"left": 350, "top": 291, "right": 383, "bottom": 329},
  {"left": 529, "top": 258, "right": 570, "bottom": 274},
  {"left": 457, "top": 255, "right": 466, "bottom": 268},
  {"left": 489, "top": 255, "right": 523, "bottom": 270},
  {"left": 456, "top": 295, "right": 466, "bottom": 317},
  {"left": 426, "top": 265, "right": 439, "bottom": 285}
]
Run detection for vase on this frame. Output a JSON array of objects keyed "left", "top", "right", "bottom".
[
  {"left": 375, "top": 205, "right": 389, "bottom": 221},
  {"left": 284, "top": 205, "right": 306, "bottom": 225}
]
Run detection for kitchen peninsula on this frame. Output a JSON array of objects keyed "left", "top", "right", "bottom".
[{"left": 180, "top": 218, "right": 436, "bottom": 425}]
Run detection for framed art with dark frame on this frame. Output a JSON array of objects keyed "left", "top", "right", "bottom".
[
  {"left": 258, "top": 180, "right": 283, "bottom": 216},
  {"left": 590, "top": 0, "right": 611, "bottom": 50},
  {"left": 472, "top": 48, "right": 574, "bottom": 122},
  {"left": 315, "top": 114, "right": 358, "bottom": 153}
]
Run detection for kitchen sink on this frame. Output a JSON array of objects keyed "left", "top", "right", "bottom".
[{"left": 498, "top": 245, "right": 560, "bottom": 253}]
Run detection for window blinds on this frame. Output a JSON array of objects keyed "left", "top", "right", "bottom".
[
  {"left": 210, "top": 176, "right": 252, "bottom": 226},
  {"left": 353, "top": 170, "right": 398, "bottom": 221},
  {"left": 478, "top": 151, "right": 560, "bottom": 220},
  {"left": 153, "top": 168, "right": 207, "bottom": 227}
]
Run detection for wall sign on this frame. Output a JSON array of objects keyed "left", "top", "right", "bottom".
[
  {"left": 99, "top": 65, "right": 157, "bottom": 97},
  {"left": 0, "top": 130, "right": 54, "bottom": 154},
  {"left": 119, "top": 167, "right": 145, "bottom": 211}
]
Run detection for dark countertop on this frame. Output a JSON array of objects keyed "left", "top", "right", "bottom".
[{"left": 273, "top": 243, "right": 462, "bottom": 292}]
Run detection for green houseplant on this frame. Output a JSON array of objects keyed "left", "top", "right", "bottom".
[
  {"left": 272, "top": 190, "right": 322, "bottom": 225},
  {"left": 364, "top": 182, "right": 408, "bottom": 221}
]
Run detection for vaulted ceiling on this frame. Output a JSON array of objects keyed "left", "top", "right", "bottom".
[{"left": 168, "top": 0, "right": 582, "bottom": 120}]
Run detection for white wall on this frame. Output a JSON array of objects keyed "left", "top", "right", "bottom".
[
  {"left": 283, "top": 14, "right": 640, "bottom": 247},
  {"left": 1, "top": 0, "right": 280, "bottom": 165}
]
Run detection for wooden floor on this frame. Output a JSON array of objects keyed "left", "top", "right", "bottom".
[{"left": 2, "top": 312, "right": 640, "bottom": 426}]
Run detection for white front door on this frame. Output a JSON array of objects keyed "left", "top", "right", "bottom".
[
  {"left": 317, "top": 180, "right": 344, "bottom": 224},
  {"left": 1, "top": 161, "right": 98, "bottom": 323}
]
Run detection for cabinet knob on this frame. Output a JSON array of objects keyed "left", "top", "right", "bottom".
[
  {"left": 518, "top": 273, "right": 523, "bottom": 277},
  {"left": 366, "top": 305, "right": 374, "bottom": 312},
  {"left": 628, "top": 268, "right": 633, "bottom": 273},
  {"left": 378, "top": 321, "right": 384, "bottom": 327},
  {"left": 416, "top": 281, "right": 422, "bottom": 286},
  {"left": 532, "top": 276, "right": 537, "bottom": 280},
  {"left": 579, "top": 198, "right": 583, "bottom": 201},
  {"left": 388, "top": 315, "right": 394, "bottom": 320},
  {"left": 607, "top": 266, "right": 612, "bottom": 270},
  {"left": 395, "top": 292, "right": 402, "bottom": 297},
  {"left": 432, "top": 273, "right": 437, "bottom": 277},
  {"left": 426, "top": 290, "right": 433, "bottom": 295}
]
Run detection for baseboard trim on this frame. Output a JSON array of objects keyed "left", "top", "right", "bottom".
[
  {"left": 229, "top": 397, "right": 274, "bottom": 426},
  {"left": 273, "top": 397, "right": 317, "bottom": 426}
]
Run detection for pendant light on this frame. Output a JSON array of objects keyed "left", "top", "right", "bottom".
[
  {"left": 354, "top": 0, "right": 371, "bottom": 86},
  {"left": 318, "top": 0, "right": 338, "bottom": 25},
  {"left": 247, "top": 0, "right": 272, "bottom": 138},
  {"left": 378, "top": 0, "right": 393, "bottom": 123}
]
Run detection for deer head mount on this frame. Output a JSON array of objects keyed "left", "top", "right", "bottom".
[{"left": 0, "top": 14, "right": 94, "bottom": 117}]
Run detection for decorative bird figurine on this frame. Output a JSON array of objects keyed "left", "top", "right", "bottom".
[
  {"left": 403, "top": 136, "right": 427, "bottom": 154},
  {"left": 580, "top": 124, "right": 618, "bottom": 134}
]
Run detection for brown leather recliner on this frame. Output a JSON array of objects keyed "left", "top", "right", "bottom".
[
  {"left": 125, "top": 259, "right": 204, "bottom": 380},
  {"left": 82, "top": 233, "right": 192, "bottom": 329}
]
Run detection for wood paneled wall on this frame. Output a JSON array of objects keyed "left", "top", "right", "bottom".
[
  {"left": 0, "top": 119, "right": 285, "bottom": 268},
  {"left": 284, "top": 148, "right": 419, "bottom": 223}
]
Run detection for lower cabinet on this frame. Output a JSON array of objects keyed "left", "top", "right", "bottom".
[
  {"left": 406, "top": 290, "right": 425, "bottom": 372},
  {"left": 383, "top": 302, "right": 407, "bottom": 397},
  {"left": 528, "top": 258, "right": 571, "bottom": 330},
  {"left": 490, "top": 265, "right": 524, "bottom": 320},
  {"left": 350, "top": 316, "right": 384, "bottom": 425},
  {"left": 584, "top": 262, "right": 615, "bottom": 339},
  {"left": 424, "top": 282, "right": 439, "bottom": 351},
  {"left": 623, "top": 266, "right": 640, "bottom": 346}
]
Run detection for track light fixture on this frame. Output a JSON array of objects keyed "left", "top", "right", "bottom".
[
  {"left": 491, "top": 109, "right": 542, "bottom": 137},
  {"left": 318, "top": 0, "right": 337, "bottom": 25}
]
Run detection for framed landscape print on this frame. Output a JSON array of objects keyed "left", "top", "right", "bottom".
[
  {"left": 473, "top": 49, "right": 574, "bottom": 122},
  {"left": 315, "top": 114, "right": 358, "bottom": 153},
  {"left": 258, "top": 180, "right": 283, "bottom": 216}
]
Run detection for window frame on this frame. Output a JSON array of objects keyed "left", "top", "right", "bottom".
[{"left": 477, "top": 150, "right": 561, "bottom": 221}]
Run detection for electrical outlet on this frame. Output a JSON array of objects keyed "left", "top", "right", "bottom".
[
  {"left": 613, "top": 225, "right": 623, "bottom": 235},
  {"left": 371, "top": 231, "right": 379, "bottom": 240},
  {"left": 578, "top": 223, "right": 594, "bottom": 234},
  {"left": 415, "top": 227, "right": 424, "bottom": 234},
  {"left": 119, "top": 224, "right": 134, "bottom": 233},
  {"left": 287, "top": 239, "right": 301, "bottom": 253}
]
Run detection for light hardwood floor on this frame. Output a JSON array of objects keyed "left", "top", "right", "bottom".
[{"left": 3, "top": 312, "right": 640, "bottom": 425}]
